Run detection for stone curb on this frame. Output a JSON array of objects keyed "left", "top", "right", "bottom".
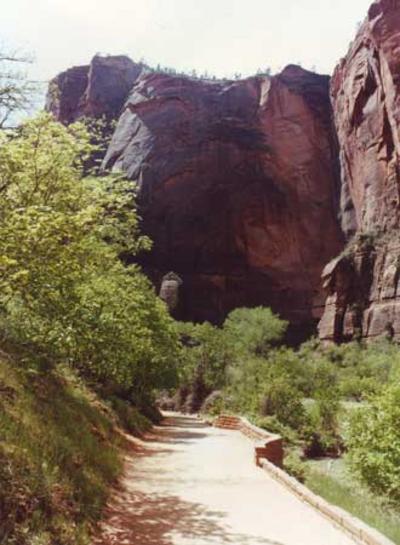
[
  {"left": 214, "top": 414, "right": 395, "bottom": 545},
  {"left": 260, "top": 458, "right": 395, "bottom": 545},
  {"left": 213, "top": 414, "right": 283, "bottom": 466}
]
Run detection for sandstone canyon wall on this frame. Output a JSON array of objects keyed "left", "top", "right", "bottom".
[
  {"left": 319, "top": 0, "right": 400, "bottom": 342},
  {"left": 47, "top": 57, "right": 343, "bottom": 339},
  {"left": 47, "top": 0, "right": 400, "bottom": 342}
]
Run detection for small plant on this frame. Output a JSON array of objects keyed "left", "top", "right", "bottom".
[
  {"left": 201, "top": 390, "right": 227, "bottom": 416},
  {"left": 284, "top": 451, "right": 308, "bottom": 483}
]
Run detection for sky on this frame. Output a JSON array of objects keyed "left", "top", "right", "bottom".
[{"left": 2, "top": 0, "right": 373, "bottom": 85}]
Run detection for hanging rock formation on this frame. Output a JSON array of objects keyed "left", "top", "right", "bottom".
[{"left": 319, "top": 0, "right": 400, "bottom": 342}]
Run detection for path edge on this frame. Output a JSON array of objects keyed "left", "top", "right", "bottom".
[{"left": 213, "top": 414, "right": 395, "bottom": 545}]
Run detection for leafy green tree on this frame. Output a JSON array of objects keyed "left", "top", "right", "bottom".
[
  {"left": 0, "top": 114, "right": 179, "bottom": 400},
  {"left": 260, "top": 376, "right": 306, "bottom": 429},
  {"left": 223, "top": 306, "right": 288, "bottom": 356},
  {"left": 347, "top": 384, "right": 400, "bottom": 502},
  {"left": 176, "top": 321, "right": 231, "bottom": 411}
]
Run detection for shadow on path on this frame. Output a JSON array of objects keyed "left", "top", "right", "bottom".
[
  {"left": 93, "top": 490, "right": 283, "bottom": 545},
  {"left": 93, "top": 414, "right": 284, "bottom": 545}
]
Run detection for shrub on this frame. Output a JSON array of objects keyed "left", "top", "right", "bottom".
[
  {"left": 0, "top": 114, "right": 179, "bottom": 397},
  {"left": 284, "top": 451, "right": 308, "bottom": 482},
  {"left": 260, "top": 377, "right": 306, "bottom": 430},
  {"left": 254, "top": 415, "right": 299, "bottom": 444},
  {"left": 110, "top": 398, "right": 152, "bottom": 435},
  {"left": 303, "top": 390, "right": 342, "bottom": 458},
  {"left": 176, "top": 321, "right": 232, "bottom": 412},
  {"left": 223, "top": 307, "right": 288, "bottom": 356},
  {"left": 201, "top": 390, "right": 229, "bottom": 415},
  {"left": 347, "top": 384, "right": 400, "bottom": 503}
]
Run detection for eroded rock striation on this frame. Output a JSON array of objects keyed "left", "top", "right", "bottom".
[{"left": 319, "top": 0, "right": 400, "bottom": 342}]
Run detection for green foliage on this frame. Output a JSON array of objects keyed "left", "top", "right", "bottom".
[
  {"left": 0, "top": 114, "right": 179, "bottom": 397},
  {"left": 303, "top": 391, "right": 342, "bottom": 458},
  {"left": 284, "top": 451, "right": 308, "bottom": 483},
  {"left": 200, "top": 391, "right": 228, "bottom": 416},
  {"left": 176, "top": 321, "right": 231, "bottom": 411},
  {"left": 223, "top": 306, "right": 288, "bottom": 356},
  {"left": 177, "top": 321, "right": 231, "bottom": 391},
  {"left": 295, "top": 339, "right": 396, "bottom": 400},
  {"left": 175, "top": 308, "right": 287, "bottom": 413},
  {"left": 253, "top": 415, "right": 299, "bottom": 444},
  {"left": 347, "top": 384, "right": 400, "bottom": 503},
  {"left": 110, "top": 397, "right": 152, "bottom": 435},
  {"left": 260, "top": 377, "right": 306, "bottom": 429},
  {"left": 227, "top": 346, "right": 307, "bottom": 428}
]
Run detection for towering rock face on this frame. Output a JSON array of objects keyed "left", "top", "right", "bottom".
[
  {"left": 46, "top": 0, "right": 400, "bottom": 342},
  {"left": 101, "top": 65, "right": 343, "bottom": 335},
  {"left": 47, "top": 57, "right": 343, "bottom": 338},
  {"left": 319, "top": 0, "right": 400, "bottom": 342}
]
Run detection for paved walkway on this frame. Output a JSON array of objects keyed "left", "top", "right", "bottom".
[{"left": 94, "top": 414, "right": 359, "bottom": 545}]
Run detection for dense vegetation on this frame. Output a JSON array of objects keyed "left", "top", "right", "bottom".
[
  {"left": 0, "top": 354, "right": 121, "bottom": 545},
  {"left": 0, "top": 114, "right": 179, "bottom": 399}
]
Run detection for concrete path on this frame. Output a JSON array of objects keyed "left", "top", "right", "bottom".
[{"left": 94, "top": 414, "right": 359, "bottom": 545}]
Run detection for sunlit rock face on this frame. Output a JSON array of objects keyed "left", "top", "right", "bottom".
[
  {"left": 319, "top": 0, "right": 400, "bottom": 342},
  {"left": 47, "top": 56, "right": 343, "bottom": 340}
]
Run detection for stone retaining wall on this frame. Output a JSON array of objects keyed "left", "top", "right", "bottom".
[
  {"left": 214, "top": 414, "right": 395, "bottom": 545},
  {"left": 260, "top": 459, "right": 395, "bottom": 545},
  {"left": 213, "top": 414, "right": 283, "bottom": 467}
]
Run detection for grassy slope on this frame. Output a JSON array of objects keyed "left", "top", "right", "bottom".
[{"left": 0, "top": 350, "right": 148, "bottom": 545}]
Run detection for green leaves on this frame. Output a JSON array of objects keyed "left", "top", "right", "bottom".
[
  {"left": 347, "top": 384, "right": 400, "bottom": 502},
  {"left": 223, "top": 306, "right": 288, "bottom": 356},
  {"left": 0, "top": 113, "right": 179, "bottom": 396}
]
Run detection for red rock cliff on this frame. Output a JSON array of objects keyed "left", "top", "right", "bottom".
[
  {"left": 103, "top": 65, "right": 343, "bottom": 336},
  {"left": 46, "top": 55, "right": 145, "bottom": 123},
  {"left": 319, "top": 0, "right": 400, "bottom": 342},
  {"left": 47, "top": 57, "right": 344, "bottom": 339}
]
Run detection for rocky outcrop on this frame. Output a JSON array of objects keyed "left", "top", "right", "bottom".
[
  {"left": 47, "top": 58, "right": 343, "bottom": 339},
  {"left": 159, "top": 272, "right": 183, "bottom": 313},
  {"left": 319, "top": 0, "right": 400, "bottom": 342},
  {"left": 46, "top": 55, "right": 145, "bottom": 124}
]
